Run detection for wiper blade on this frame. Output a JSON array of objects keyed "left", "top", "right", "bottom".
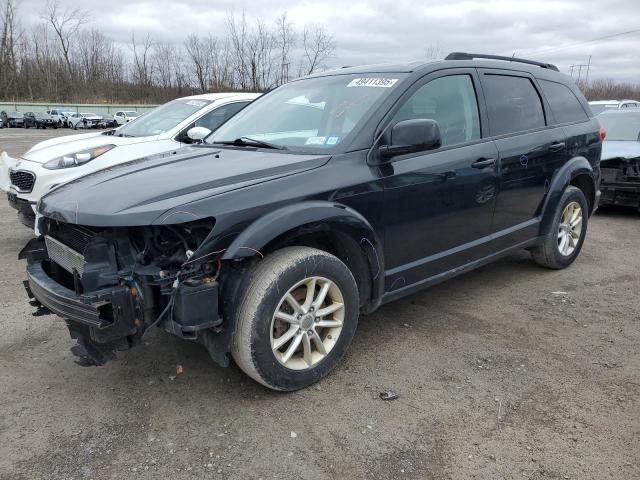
[{"left": 214, "top": 137, "right": 287, "bottom": 150}]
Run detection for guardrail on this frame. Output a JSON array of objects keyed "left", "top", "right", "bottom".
[{"left": 0, "top": 102, "right": 158, "bottom": 114}]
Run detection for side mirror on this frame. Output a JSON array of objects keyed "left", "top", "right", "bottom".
[
  {"left": 378, "top": 119, "right": 442, "bottom": 161},
  {"left": 186, "top": 126, "right": 212, "bottom": 142}
]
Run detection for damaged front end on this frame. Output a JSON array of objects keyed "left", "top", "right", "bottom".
[
  {"left": 20, "top": 217, "right": 229, "bottom": 366},
  {"left": 600, "top": 157, "right": 640, "bottom": 210}
]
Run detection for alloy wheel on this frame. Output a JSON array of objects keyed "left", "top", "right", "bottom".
[
  {"left": 557, "top": 201, "right": 583, "bottom": 256},
  {"left": 270, "top": 276, "right": 345, "bottom": 370}
]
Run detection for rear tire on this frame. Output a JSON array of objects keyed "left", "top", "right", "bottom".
[
  {"left": 531, "top": 186, "right": 588, "bottom": 269},
  {"left": 231, "top": 247, "right": 359, "bottom": 391}
]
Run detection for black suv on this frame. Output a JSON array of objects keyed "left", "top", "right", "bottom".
[
  {"left": 24, "top": 111, "right": 57, "bottom": 129},
  {"left": 21, "top": 53, "right": 602, "bottom": 391}
]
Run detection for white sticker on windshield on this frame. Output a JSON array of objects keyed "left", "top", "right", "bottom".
[
  {"left": 347, "top": 78, "right": 398, "bottom": 88},
  {"left": 186, "top": 100, "right": 207, "bottom": 107},
  {"left": 306, "top": 136, "right": 326, "bottom": 145},
  {"left": 326, "top": 137, "right": 339, "bottom": 145}
]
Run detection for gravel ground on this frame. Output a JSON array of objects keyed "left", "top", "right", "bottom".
[{"left": 0, "top": 128, "right": 639, "bottom": 480}]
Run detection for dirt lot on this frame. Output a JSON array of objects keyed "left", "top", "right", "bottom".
[{"left": 0, "top": 129, "right": 638, "bottom": 480}]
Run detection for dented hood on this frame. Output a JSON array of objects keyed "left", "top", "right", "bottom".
[
  {"left": 39, "top": 146, "right": 329, "bottom": 226},
  {"left": 601, "top": 141, "right": 640, "bottom": 162}
]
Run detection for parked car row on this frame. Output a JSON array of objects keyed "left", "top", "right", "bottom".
[
  {"left": 1, "top": 52, "right": 632, "bottom": 392},
  {"left": 0, "top": 108, "right": 141, "bottom": 130}
]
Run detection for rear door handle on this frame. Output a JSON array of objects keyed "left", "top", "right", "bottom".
[
  {"left": 471, "top": 158, "right": 496, "bottom": 169},
  {"left": 548, "top": 142, "right": 566, "bottom": 152}
]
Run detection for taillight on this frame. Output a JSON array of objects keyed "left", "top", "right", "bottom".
[{"left": 599, "top": 126, "right": 606, "bottom": 142}]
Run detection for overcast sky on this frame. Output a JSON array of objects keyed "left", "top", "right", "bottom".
[{"left": 17, "top": 0, "right": 640, "bottom": 83}]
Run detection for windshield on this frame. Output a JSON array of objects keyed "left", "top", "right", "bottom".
[
  {"left": 207, "top": 74, "right": 407, "bottom": 151},
  {"left": 590, "top": 104, "right": 618, "bottom": 115},
  {"left": 116, "top": 100, "right": 211, "bottom": 137},
  {"left": 599, "top": 113, "right": 640, "bottom": 141},
  {"left": 124, "top": 111, "right": 139, "bottom": 116}
]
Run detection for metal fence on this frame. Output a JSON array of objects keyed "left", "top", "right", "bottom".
[{"left": 0, "top": 102, "right": 158, "bottom": 114}]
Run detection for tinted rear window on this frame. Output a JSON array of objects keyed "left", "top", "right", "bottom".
[
  {"left": 539, "top": 80, "right": 588, "bottom": 123},
  {"left": 483, "top": 74, "right": 545, "bottom": 136}
]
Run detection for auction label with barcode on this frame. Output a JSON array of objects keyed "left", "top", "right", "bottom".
[{"left": 347, "top": 78, "right": 398, "bottom": 88}]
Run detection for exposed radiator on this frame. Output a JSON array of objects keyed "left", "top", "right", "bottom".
[{"left": 45, "top": 235, "right": 87, "bottom": 276}]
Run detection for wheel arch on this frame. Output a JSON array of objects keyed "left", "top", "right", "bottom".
[
  {"left": 540, "top": 156, "right": 597, "bottom": 235},
  {"left": 221, "top": 201, "right": 384, "bottom": 311}
]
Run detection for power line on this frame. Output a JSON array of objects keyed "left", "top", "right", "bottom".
[{"left": 523, "top": 28, "right": 640, "bottom": 57}]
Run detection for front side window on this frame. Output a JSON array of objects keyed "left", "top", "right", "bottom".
[
  {"left": 116, "top": 100, "right": 212, "bottom": 137},
  {"left": 539, "top": 80, "right": 588, "bottom": 124},
  {"left": 194, "top": 102, "right": 249, "bottom": 132},
  {"left": 208, "top": 73, "right": 408, "bottom": 151},
  {"left": 483, "top": 74, "right": 546, "bottom": 136},
  {"left": 391, "top": 74, "right": 481, "bottom": 147}
]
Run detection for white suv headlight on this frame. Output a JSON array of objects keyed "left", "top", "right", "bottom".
[{"left": 43, "top": 145, "right": 115, "bottom": 170}]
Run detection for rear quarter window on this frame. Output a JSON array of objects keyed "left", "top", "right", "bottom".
[
  {"left": 482, "top": 74, "right": 546, "bottom": 136},
  {"left": 539, "top": 80, "right": 588, "bottom": 123}
]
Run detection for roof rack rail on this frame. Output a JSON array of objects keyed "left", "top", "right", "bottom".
[{"left": 444, "top": 52, "right": 559, "bottom": 72}]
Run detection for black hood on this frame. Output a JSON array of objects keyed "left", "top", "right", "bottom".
[{"left": 39, "top": 146, "right": 330, "bottom": 226}]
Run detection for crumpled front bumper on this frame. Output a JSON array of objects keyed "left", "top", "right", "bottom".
[
  {"left": 20, "top": 234, "right": 227, "bottom": 366},
  {"left": 24, "top": 260, "right": 131, "bottom": 330},
  {"left": 21, "top": 238, "right": 140, "bottom": 365}
]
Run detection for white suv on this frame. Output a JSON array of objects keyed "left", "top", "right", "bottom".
[
  {"left": 46, "top": 108, "right": 76, "bottom": 127},
  {"left": 114, "top": 111, "right": 140, "bottom": 125},
  {"left": 1, "top": 92, "right": 260, "bottom": 227}
]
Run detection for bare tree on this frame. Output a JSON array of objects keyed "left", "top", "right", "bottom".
[
  {"left": 226, "top": 10, "right": 249, "bottom": 90},
  {"left": 3, "top": 4, "right": 350, "bottom": 103},
  {"left": 153, "top": 40, "right": 179, "bottom": 90},
  {"left": 578, "top": 78, "right": 640, "bottom": 101},
  {"left": 185, "top": 33, "right": 212, "bottom": 92},
  {"left": 0, "top": 0, "right": 22, "bottom": 98},
  {"left": 275, "top": 13, "right": 295, "bottom": 85},
  {"left": 129, "top": 33, "right": 155, "bottom": 95},
  {"left": 44, "top": 0, "right": 89, "bottom": 79},
  {"left": 246, "top": 19, "right": 276, "bottom": 91},
  {"left": 300, "top": 24, "right": 334, "bottom": 75}
]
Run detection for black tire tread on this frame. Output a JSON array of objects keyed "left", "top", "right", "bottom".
[
  {"left": 231, "top": 246, "right": 357, "bottom": 390},
  {"left": 531, "top": 186, "right": 588, "bottom": 269}
]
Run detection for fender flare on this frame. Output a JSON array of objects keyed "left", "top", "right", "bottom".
[
  {"left": 539, "top": 156, "right": 596, "bottom": 235},
  {"left": 221, "top": 201, "right": 385, "bottom": 308}
]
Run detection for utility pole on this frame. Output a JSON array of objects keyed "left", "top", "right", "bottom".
[
  {"left": 585, "top": 55, "right": 592, "bottom": 84},
  {"left": 570, "top": 61, "right": 590, "bottom": 82}
]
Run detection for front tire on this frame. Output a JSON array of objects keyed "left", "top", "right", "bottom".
[
  {"left": 531, "top": 186, "right": 588, "bottom": 269},
  {"left": 231, "top": 247, "right": 360, "bottom": 391}
]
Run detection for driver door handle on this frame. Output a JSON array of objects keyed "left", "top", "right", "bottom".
[
  {"left": 471, "top": 158, "right": 496, "bottom": 169},
  {"left": 548, "top": 142, "right": 566, "bottom": 152}
]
